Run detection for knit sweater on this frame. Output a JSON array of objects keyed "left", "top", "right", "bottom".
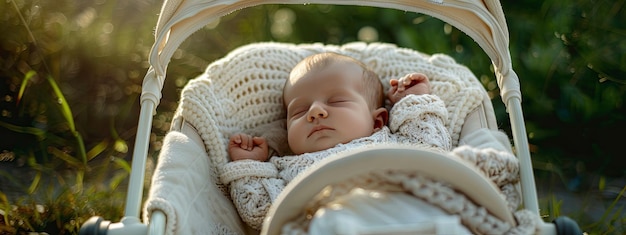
[{"left": 220, "top": 94, "right": 451, "bottom": 230}]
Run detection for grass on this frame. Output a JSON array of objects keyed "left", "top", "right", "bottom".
[
  {"left": 0, "top": 172, "right": 127, "bottom": 235},
  {"left": 536, "top": 173, "right": 625, "bottom": 234}
]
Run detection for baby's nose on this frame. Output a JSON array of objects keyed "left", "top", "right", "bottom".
[{"left": 307, "top": 103, "right": 328, "bottom": 122}]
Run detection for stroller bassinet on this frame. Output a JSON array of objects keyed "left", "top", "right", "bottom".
[{"left": 79, "top": 0, "right": 583, "bottom": 235}]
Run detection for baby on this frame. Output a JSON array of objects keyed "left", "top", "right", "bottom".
[{"left": 220, "top": 52, "right": 451, "bottom": 229}]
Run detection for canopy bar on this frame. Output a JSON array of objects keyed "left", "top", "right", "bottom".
[{"left": 142, "top": 0, "right": 521, "bottom": 109}]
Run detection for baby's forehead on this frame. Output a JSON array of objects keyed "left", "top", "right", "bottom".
[
  {"left": 285, "top": 69, "right": 365, "bottom": 103},
  {"left": 287, "top": 60, "right": 362, "bottom": 85}
]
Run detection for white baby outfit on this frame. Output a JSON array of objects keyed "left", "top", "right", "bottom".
[{"left": 220, "top": 94, "right": 451, "bottom": 230}]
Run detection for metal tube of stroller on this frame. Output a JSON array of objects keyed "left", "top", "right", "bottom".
[
  {"left": 124, "top": 99, "right": 155, "bottom": 218},
  {"left": 508, "top": 98, "right": 540, "bottom": 215},
  {"left": 148, "top": 210, "right": 167, "bottom": 235}
]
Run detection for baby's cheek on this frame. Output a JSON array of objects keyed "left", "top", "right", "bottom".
[{"left": 286, "top": 130, "right": 299, "bottom": 150}]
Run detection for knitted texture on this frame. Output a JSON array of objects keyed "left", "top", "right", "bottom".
[
  {"left": 174, "top": 42, "right": 484, "bottom": 192},
  {"left": 143, "top": 131, "right": 247, "bottom": 235},
  {"left": 220, "top": 94, "right": 450, "bottom": 230},
  {"left": 281, "top": 148, "right": 537, "bottom": 235},
  {"left": 451, "top": 145, "right": 521, "bottom": 211}
]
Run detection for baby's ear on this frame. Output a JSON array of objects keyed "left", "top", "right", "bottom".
[{"left": 372, "top": 107, "right": 388, "bottom": 131}]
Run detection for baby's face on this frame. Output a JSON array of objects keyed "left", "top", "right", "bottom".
[{"left": 284, "top": 62, "right": 377, "bottom": 154}]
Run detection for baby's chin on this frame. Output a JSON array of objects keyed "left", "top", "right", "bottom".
[{"left": 291, "top": 141, "right": 340, "bottom": 155}]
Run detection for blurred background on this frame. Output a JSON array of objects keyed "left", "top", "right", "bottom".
[{"left": 1, "top": 0, "right": 624, "bottom": 234}]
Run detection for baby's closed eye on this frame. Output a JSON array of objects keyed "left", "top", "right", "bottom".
[
  {"left": 289, "top": 108, "right": 307, "bottom": 118},
  {"left": 329, "top": 100, "right": 348, "bottom": 104},
  {"left": 328, "top": 96, "right": 351, "bottom": 104}
]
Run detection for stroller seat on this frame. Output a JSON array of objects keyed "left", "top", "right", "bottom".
[
  {"left": 77, "top": 1, "right": 584, "bottom": 234},
  {"left": 143, "top": 41, "right": 525, "bottom": 234}
]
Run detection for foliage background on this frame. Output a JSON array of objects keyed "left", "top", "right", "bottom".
[{"left": 0, "top": 0, "right": 624, "bottom": 234}]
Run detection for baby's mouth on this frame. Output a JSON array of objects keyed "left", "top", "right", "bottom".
[{"left": 308, "top": 125, "right": 333, "bottom": 137}]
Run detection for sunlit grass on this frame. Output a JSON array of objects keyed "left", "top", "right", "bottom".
[{"left": 0, "top": 173, "right": 127, "bottom": 234}]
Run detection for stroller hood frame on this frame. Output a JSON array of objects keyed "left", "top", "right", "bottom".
[
  {"left": 79, "top": 0, "right": 585, "bottom": 235},
  {"left": 138, "top": 0, "right": 535, "bottom": 218},
  {"left": 138, "top": 0, "right": 539, "bottom": 215}
]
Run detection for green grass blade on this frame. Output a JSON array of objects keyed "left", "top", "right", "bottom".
[
  {"left": 48, "top": 147, "right": 84, "bottom": 169},
  {"left": 46, "top": 75, "right": 87, "bottom": 163},
  {"left": 108, "top": 171, "right": 129, "bottom": 191},
  {"left": 45, "top": 75, "right": 75, "bottom": 132},
  {"left": 74, "top": 131, "right": 87, "bottom": 164},
  {"left": 75, "top": 170, "right": 84, "bottom": 193},
  {"left": 112, "top": 157, "right": 131, "bottom": 173},
  {"left": 17, "top": 71, "right": 37, "bottom": 104},
  {"left": 86, "top": 140, "right": 109, "bottom": 161},
  {"left": 599, "top": 186, "right": 626, "bottom": 227},
  {"left": 583, "top": 186, "right": 626, "bottom": 232},
  {"left": 27, "top": 171, "right": 41, "bottom": 194},
  {"left": 0, "top": 191, "right": 11, "bottom": 232},
  {"left": 0, "top": 121, "right": 46, "bottom": 141}
]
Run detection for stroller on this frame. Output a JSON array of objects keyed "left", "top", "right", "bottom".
[{"left": 79, "top": 0, "right": 583, "bottom": 234}]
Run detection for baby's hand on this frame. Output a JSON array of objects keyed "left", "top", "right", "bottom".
[
  {"left": 387, "top": 73, "right": 431, "bottom": 104},
  {"left": 228, "top": 134, "right": 269, "bottom": 162}
]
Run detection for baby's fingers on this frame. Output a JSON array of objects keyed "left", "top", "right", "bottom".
[
  {"left": 252, "top": 137, "right": 267, "bottom": 146},
  {"left": 253, "top": 137, "right": 269, "bottom": 156},
  {"left": 389, "top": 79, "right": 399, "bottom": 87},
  {"left": 241, "top": 135, "right": 254, "bottom": 150},
  {"left": 401, "top": 74, "right": 421, "bottom": 90},
  {"left": 407, "top": 73, "right": 429, "bottom": 84},
  {"left": 230, "top": 134, "right": 251, "bottom": 150},
  {"left": 229, "top": 134, "right": 242, "bottom": 144},
  {"left": 394, "top": 77, "right": 409, "bottom": 92},
  {"left": 388, "top": 79, "right": 399, "bottom": 92}
]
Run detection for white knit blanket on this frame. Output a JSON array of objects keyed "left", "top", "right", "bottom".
[
  {"left": 143, "top": 127, "right": 538, "bottom": 235},
  {"left": 277, "top": 129, "right": 540, "bottom": 234},
  {"left": 174, "top": 42, "right": 484, "bottom": 189},
  {"left": 144, "top": 42, "right": 535, "bottom": 235}
]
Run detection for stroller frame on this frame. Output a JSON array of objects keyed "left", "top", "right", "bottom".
[{"left": 79, "top": 0, "right": 582, "bottom": 234}]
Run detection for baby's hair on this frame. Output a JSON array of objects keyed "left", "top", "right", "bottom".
[{"left": 285, "top": 52, "right": 385, "bottom": 109}]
